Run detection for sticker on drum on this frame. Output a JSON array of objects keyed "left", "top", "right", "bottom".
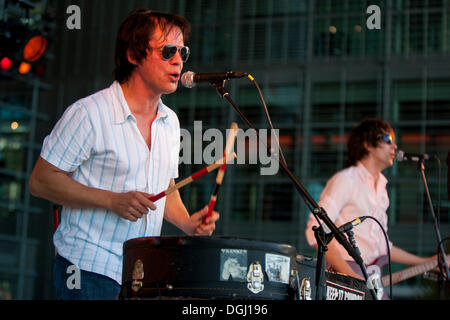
[
  {"left": 265, "top": 253, "right": 290, "bottom": 284},
  {"left": 219, "top": 248, "right": 248, "bottom": 282},
  {"left": 247, "top": 261, "right": 264, "bottom": 294}
]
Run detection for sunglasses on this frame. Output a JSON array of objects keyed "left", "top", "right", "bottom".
[
  {"left": 160, "top": 44, "right": 190, "bottom": 62},
  {"left": 378, "top": 134, "right": 394, "bottom": 145}
]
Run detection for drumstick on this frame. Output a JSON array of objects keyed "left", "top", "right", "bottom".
[
  {"left": 141, "top": 152, "right": 236, "bottom": 235},
  {"left": 203, "top": 122, "right": 238, "bottom": 224},
  {"left": 149, "top": 152, "right": 237, "bottom": 203}
]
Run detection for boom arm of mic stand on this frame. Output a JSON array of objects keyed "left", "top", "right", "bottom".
[{"left": 213, "top": 83, "right": 378, "bottom": 299}]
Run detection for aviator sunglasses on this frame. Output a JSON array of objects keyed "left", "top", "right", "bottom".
[
  {"left": 160, "top": 44, "right": 190, "bottom": 62},
  {"left": 377, "top": 133, "right": 394, "bottom": 145}
]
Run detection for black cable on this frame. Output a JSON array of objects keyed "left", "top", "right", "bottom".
[
  {"left": 437, "top": 237, "right": 449, "bottom": 281},
  {"left": 424, "top": 155, "right": 449, "bottom": 280},
  {"left": 428, "top": 155, "right": 442, "bottom": 227},
  {"left": 359, "top": 215, "right": 393, "bottom": 299},
  {"left": 436, "top": 156, "right": 441, "bottom": 228},
  {"left": 247, "top": 75, "right": 289, "bottom": 169},
  {"left": 246, "top": 74, "right": 316, "bottom": 215}
]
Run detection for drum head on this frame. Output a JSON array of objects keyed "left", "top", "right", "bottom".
[{"left": 121, "top": 236, "right": 298, "bottom": 300}]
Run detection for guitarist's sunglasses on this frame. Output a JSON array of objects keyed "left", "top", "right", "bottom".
[{"left": 377, "top": 134, "right": 394, "bottom": 145}]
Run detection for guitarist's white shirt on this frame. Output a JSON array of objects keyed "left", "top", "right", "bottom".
[{"left": 305, "top": 161, "right": 393, "bottom": 265}]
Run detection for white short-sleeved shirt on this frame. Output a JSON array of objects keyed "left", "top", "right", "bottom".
[
  {"left": 41, "top": 81, "right": 180, "bottom": 284},
  {"left": 305, "top": 162, "right": 393, "bottom": 265}
]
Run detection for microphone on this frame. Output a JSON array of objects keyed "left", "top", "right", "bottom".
[
  {"left": 181, "top": 71, "right": 248, "bottom": 88},
  {"left": 396, "top": 150, "right": 433, "bottom": 162},
  {"left": 337, "top": 217, "right": 367, "bottom": 233}
]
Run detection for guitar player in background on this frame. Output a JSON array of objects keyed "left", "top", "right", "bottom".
[{"left": 305, "top": 118, "right": 447, "bottom": 299}]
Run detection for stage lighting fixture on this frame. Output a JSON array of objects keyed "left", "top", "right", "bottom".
[
  {"left": 0, "top": 56, "right": 13, "bottom": 71},
  {"left": 0, "top": 19, "right": 47, "bottom": 75},
  {"left": 18, "top": 61, "right": 31, "bottom": 74},
  {"left": 23, "top": 34, "right": 47, "bottom": 62}
]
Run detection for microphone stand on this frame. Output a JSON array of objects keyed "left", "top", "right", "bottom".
[
  {"left": 312, "top": 225, "right": 333, "bottom": 300},
  {"left": 417, "top": 159, "right": 450, "bottom": 296},
  {"left": 211, "top": 80, "right": 378, "bottom": 300}
]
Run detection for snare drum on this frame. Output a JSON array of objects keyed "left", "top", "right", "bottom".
[{"left": 120, "top": 236, "right": 298, "bottom": 300}]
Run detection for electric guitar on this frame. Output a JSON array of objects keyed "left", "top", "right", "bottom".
[{"left": 381, "top": 255, "right": 449, "bottom": 287}]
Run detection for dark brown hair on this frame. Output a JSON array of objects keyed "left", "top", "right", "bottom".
[
  {"left": 345, "top": 118, "right": 394, "bottom": 167},
  {"left": 113, "top": 9, "right": 191, "bottom": 83}
]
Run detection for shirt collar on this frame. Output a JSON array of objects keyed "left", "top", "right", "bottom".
[{"left": 111, "top": 81, "right": 169, "bottom": 124}]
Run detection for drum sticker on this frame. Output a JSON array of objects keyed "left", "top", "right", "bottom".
[
  {"left": 131, "top": 259, "right": 144, "bottom": 293},
  {"left": 219, "top": 249, "right": 248, "bottom": 282},
  {"left": 247, "top": 261, "right": 264, "bottom": 294},
  {"left": 326, "top": 281, "right": 365, "bottom": 300},
  {"left": 300, "top": 278, "right": 312, "bottom": 300},
  {"left": 265, "top": 253, "right": 290, "bottom": 284}
]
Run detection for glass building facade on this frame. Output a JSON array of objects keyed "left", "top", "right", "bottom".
[{"left": 0, "top": 0, "right": 449, "bottom": 299}]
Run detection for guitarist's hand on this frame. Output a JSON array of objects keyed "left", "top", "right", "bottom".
[{"left": 429, "top": 254, "right": 450, "bottom": 273}]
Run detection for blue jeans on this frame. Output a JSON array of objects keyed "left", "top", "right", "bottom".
[{"left": 53, "top": 254, "right": 121, "bottom": 300}]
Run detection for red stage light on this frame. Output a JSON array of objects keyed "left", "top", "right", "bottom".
[
  {"left": 23, "top": 35, "right": 47, "bottom": 62},
  {"left": 1, "top": 18, "right": 48, "bottom": 76},
  {"left": 0, "top": 56, "right": 13, "bottom": 71}
]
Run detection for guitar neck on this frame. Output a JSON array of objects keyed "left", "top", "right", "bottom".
[{"left": 381, "top": 257, "right": 443, "bottom": 287}]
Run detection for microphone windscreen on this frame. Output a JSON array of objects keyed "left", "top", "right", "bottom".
[
  {"left": 395, "top": 150, "right": 405, "bottom": 162},
  {"left": 181, "top": 71, "right": 195, "bottom": 88}
]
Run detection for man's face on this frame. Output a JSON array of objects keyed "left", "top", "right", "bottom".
[
  {"left": 132, "top": 25, "right": 185, "bottom": 96},
  {"left": 368, "top": 131, "right": 397, "bottom": 170}
]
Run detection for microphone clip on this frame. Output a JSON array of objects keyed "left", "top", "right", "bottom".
[
  {"left": 345, "top": 229, "right": 361, "bottom": 257},
  {"left": 212, "top": 81, "right": 229, "bottom": 99}
]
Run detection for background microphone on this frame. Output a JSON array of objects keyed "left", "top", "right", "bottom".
[
  {"left": 396, "top": 150, "right": 433, "bottom": 162},
  {"left": 337, "top": 217, "right": 367, "bottom": 233},
  {"left": 181, "top": 71, "right": 248, "bottom": 88}
]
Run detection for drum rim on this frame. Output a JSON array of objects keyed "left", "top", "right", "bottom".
[{"left": 123, "top": 235, "right": 297, "bottom": 254}]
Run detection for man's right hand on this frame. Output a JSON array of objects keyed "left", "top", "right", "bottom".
[
  {"left": 29, "top": 157, "right": 157, "bottom": 222},
  {"left": 107, "top": 191, "right": 157, "bottom": 222}
]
